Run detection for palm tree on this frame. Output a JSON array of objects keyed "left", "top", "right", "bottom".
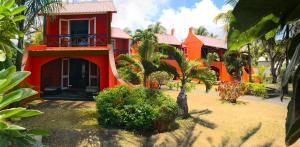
[
  {"left": 193, "top": 26, "right": 209, "bottom": 36},
  {"left": 148, "top": 22, "right": 167, "bottom": 34},
  {"left": 15, "top": 0, "right": 62, "bottom": 71},
  {"left": 119, "top": 29, "right": 176, "bottom": 86},
  {"left": 193, "top": 26, "right": 217, "bottom": 38},
  {"left": 213, "top": 10, "right": 233, "bottom": 33},
  {"left": 123, "top": 27, "right": 132, "bottom": 36},
  {"left": 159, "top": 44, "right": 216, "bottom": 117}
]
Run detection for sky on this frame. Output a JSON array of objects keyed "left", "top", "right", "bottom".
[{"left": 111, "top": 0, "right": 232, "bottom": 40}]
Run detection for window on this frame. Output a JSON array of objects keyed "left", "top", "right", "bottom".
[
  {"left": 202, "top": 47, "right": 208, "bottom": 59},
  {"left": 111, "top": 39, "right": 116, "bottom": 50}
]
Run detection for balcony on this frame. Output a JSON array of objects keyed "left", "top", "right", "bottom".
[{"left": 45, "top": 34, "right": 108, "bottom": 47}]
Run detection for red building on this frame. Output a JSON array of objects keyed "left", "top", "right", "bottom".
[
  {"left": 23, "top": 1, "right": 129, "bottom": 99},
  {"left": 183, "top": 27, "right": 252, "bottom": 81}
]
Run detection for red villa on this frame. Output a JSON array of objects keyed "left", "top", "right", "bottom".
[
  {"left": 23, "top": 1, "right": 128, "bottom": 99},
  {"left": 183, "top": 27, "right": 253, "bottom": 81}
]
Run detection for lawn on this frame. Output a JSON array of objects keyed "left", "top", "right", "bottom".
[{"left": 17, "top": 84, "right": 299, "bottom": 147}]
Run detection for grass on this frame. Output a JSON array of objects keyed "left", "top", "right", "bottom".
[{"left": 17, "top": 84, "right": 299, "bottom": 146}]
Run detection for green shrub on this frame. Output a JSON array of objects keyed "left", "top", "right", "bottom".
[
  {"left": 95, "top": 86, "right": 178, "bottom": 131},
  {"left": 149, "top": 71, "right": 173, "bottom": 89},
  {"left": 245, "top": 82, "right": 268, "bottom": 97},
  {"left": 166, "top": 81, "right": 196, "bottom": 92}
]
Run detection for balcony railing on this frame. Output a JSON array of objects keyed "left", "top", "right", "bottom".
[
  {"left": 114, "top": 49, "right": 128, "bottom": 55},
  {"left": 45, "top": 34, "right": 108, "bottom": 47}
]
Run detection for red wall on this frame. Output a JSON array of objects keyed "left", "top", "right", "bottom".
[
  {"left": 45, "top": 14, "right": 110, "bottom": 46},
  {"left": 24, "top": 53, "right": 109, "bottom": 93},
  {"left": 114, "top": 38, "right": 129, "bottom": 56}
]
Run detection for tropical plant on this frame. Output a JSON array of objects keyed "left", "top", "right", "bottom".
[
  {"left": 257, "top": 66, "right": 267, "bottom": 83},
  {"left": 149, "top": 71, "right": 173, "bottom": 89},
  {"left": 0, "top": 0, "right": 28, "bottom": 69},
  {"left": 0, "top": 66, "right": 43, "bottom": 146},
  {"left": 15, "top": 0, "right": 62, "bottom": 71},
  {"left": 244, "top": 82, "right": 267, "bottom": 97},
  {"left": 227, "top": 0, "right": 300, "bottom": 145},
  {"left": 148, "top": 22, "right": 167, "bottom": 34},
  {"left": 216, "top": 81, "right": 247, "bottom": 103},
  {"left": 123, "top": 27, "right": 132, "bottom": 36},
  {"left": 119, "top": 29, "right": 177, "bottom": 86},
  {"left": 223, "top": 50, "right": 246, "bottom": 80},
  {"left": 205, "top": 52, "right": 219, "bottom": 66},
  {"left": 214, "top": 10, "right": 233, "bottom": 33},
  {"left": 95, "top": 86, "right": 178, "bottom": 131},
  {"left": 193, "top": 26, "right": 218, "bottom": 38},
  {"left": 159, "top": 44, "right": 216, "bottom": 117}
]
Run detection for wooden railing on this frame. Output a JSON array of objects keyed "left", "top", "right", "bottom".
[{"left": 45, "top": 34, "right": 108, "bottom": 47}]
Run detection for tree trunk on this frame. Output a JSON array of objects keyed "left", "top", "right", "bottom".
[
  {"left": 247, "top": 44, "right": 253, "bottom": 82},
  {"left": 177, "top": 83, "right": 189, "bottom": 118},
  {"left": 270, "top": 60, "right": 277, "bottom": 83},
  {"left": 16, "top": 37, "right": 24, "bottom": 71},
  {"left": 143, "top": 73, "right": 147, "bottom": 87},
  {"left": 16, "top": 20, "right": 25, "bottom": 71}
]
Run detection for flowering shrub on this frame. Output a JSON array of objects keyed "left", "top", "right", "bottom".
[{"left": 215, "top": 81, "right": 248, "bottom": 103}]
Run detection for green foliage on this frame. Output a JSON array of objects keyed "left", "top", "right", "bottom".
[
  {"left": 206, "top": 52, "right": 219, "bottom": 65},
  {"left": 244, "top": 82, "right": 267, "bottom": 97},
  {"left": 0, "top": 66, "right": 43, "bottom": 146},
  {"left": 216, "top": 81, "right": 248, "bottom": 103},
  {"left": 149, "top": 71, "right": 173, "bottom": 89},
  {"left": 95, "top": 86, "right": 178, "bottom": 131},
  {"left": 223, "top": 50, "right": 246, "bottom": 79},
  {"left": 122, "top": 30, "right": 176, "bottom": 86},
  {"left": 0, "top": 0, "right": 27, "bottom": 69},
  {"left": 118, "top": 66, "right": 142, "bottom": 85},
  {"left": 192, "top": 68, "right": 216, "bottom": 92},
  {"left": 227, "top": 1, "right": 300, "bottom": 144},
  {"left": 193, "top": 26, "right": 218, "bottom": 38},
  {"left": 148, "top": 22, "right": 167, "bottom": 34},
  {"left": 257, "top": 66, "right": 267, "bottom": 83}
]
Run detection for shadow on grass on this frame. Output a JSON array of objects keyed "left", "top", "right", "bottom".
[
  {"left": 189, "top": 109, "right": 217, "bottom": 129},
  {"left": 142, "top": 109, "right": 215, "bottom": 147},
  {"left": 207, "top": 122, "right": 270, "bottom": 147},
  {"left": 30, "top": 100, "right": 94, "bottom": 109},
  {"left": 220, "top": 100, "right": 248, "bottom": 105}
]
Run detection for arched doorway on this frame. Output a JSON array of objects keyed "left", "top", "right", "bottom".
[
  {"left": 211, "top": 66, "right": 220, "bottom": 81},
  {"left": 41, "top": 58, "right": 100, "bottom": 99}
]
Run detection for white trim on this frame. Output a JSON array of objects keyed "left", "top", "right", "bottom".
[
  {"left": 61, "top": 58, "right": 70, "bottom": 90},
  {"left": 59, "top": 19, "right": 69, "bottom": 47},
  {"left": 89, "top": 62, "right": 99, "bottom": 88},
  {"left": 128, "top": 40, "right": 132, "bottom": 54}
]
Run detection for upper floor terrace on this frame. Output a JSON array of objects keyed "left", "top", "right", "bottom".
[{"left": 40, "top": 1, "right": 116, "bottom": 48}]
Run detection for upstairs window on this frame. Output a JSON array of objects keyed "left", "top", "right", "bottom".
[
  {"left": 202, "top": 47, "right": 208, "bottom": 59},
  {"left": 111, "top": 39, "right": 116, "bottom": 50}
]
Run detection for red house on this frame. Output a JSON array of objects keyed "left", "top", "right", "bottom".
[
  {"left": 183, "top": 27, "right": 252, "bottom": 81},
  {"left": 23, "top": 1, "right": 129, "bottom": 99}
]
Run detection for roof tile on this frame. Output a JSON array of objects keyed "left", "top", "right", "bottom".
[
  {"left": 156, "top": 34, "right": 181, "bottom": 46},
  {"left": 48, "top": 1, "right": 117, "bottom": 15},
  {"left": 196, "top": 35, "right": 227, "bottom": 49},
  {"left": 111, "top": 27, "right": 131, "bottom": 39}
]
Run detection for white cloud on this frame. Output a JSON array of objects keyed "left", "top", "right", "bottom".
[
  {"left": 110, "top": 0, "right": 233, "bottom": 40},
  {"left": 158, "top": 0, "right": 232, "bottom": 40},
  {"left": 112, "top": 0, "right": 170, "bottom": 30}
]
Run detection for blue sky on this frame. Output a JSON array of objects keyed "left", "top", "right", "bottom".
[{"left": 170, "top": 0, "right": 225, "bottom": 9}]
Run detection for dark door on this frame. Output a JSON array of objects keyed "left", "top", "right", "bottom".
[
  {"left": 70, "top": 20, "right": 89, "bottom": 46},
  {"left": 69, "top": 59, "right": 88, "bottom": 89}
]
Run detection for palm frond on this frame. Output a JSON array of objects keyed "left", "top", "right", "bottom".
[{"left": 118, "top": 54, "right": 144, "bottom": 72}]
